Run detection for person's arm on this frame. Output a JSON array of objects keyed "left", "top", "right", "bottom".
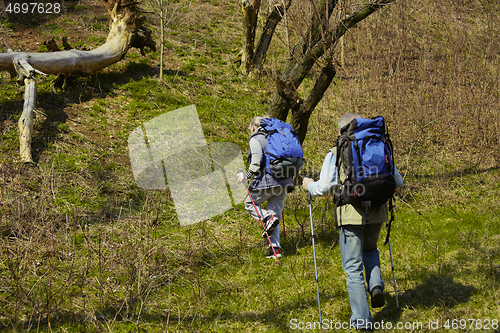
[
  {"left": 246, "top": 136, "right": 263, "bottom": 179},
  {"left": 304, "top": 151, "right": 338, "bottom": 196},
  {"left": 393, "top": 165, "right": 404, "bottom": 189}
]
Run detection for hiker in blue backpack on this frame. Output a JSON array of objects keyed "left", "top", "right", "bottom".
[
  {"left": 238, "top": 116, "right": 298, "bottom": 259},
  {"left": 302, "top": 113, "right": 403, "bottom": 330}
]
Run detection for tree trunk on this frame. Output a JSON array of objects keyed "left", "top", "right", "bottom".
[
  {"left": 160, "top": 2, "right": 165, "bottom": 81},
  {"left": 276, "top": 59, "right": 336, "bottom": 143},
  {"left": 268, "top": 46, "right": 319, "bottom": 122},
  {"left": 18, "top": 78, "right": 37, "bottom": 163},
  {"left": 290, "top": 61, "right": 336, "bottom": 143},
  {"left": 268, "top": 0, "right": 394, "bottom": 140},
  {"left": 252, "top": 0, "right": 292, "bottom": 71},
  {"left": 0, "top": 0, "right": 151, "bottom": 163},
  {"left": 240, "top": 0, "right": 261, "bottom": 75}
]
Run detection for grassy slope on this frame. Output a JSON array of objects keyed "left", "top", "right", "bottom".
[{"left": 1, "top": 0, "right": 500, "bottom": 332}]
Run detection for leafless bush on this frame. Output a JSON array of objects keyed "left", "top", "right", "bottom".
[
  {"left": 0, "top": 155, "right": 192, "bottom": 330},
  {"left": 326, "top": 0, "right": 500, "bottom": 171}
]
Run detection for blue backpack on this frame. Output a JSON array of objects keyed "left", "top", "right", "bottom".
[
  {"left": 260, "top": 118, "right": 304, "bottom": 179},
  {"left": 334, "top": 116, "right": 396, "bottom": 210}
]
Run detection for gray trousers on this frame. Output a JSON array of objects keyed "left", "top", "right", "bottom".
[{"left": 244, "top": 187, "right": 287, "bottom": 248}]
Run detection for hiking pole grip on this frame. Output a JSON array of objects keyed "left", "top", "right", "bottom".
[
  {"left": 384, "top": 220, "right": 391, "bottom": 245},
  {"left": 384, "top": 199, "right": 394, "bottom": 245}
]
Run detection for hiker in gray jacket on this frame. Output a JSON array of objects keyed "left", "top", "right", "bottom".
[
  {"left": 302, "top": 113, "right": 404, "bottom": 330},
  {"left": 238, "top": 116, "right": 293, "bottom": 259}
]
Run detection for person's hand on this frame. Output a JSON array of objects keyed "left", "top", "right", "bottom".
[
  {"left": 237, "top": 171, "right": 246, "bottom": 183},
  {"left": 302, "top": 177, "right": 313, "bottom": 190}
]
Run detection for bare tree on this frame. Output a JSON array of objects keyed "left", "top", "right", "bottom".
[
  {"left": 0, "top": 0, "right": 155, "bottom": 163},
  {"left": 141, "top": 0, "right": 175, "bottom": 81},
  {"left": 241, "top": 0, "right": 395, "bottom": 143}
]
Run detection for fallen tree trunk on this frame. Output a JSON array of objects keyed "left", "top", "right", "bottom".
[
  {"left": 19, "top": 78, "right": 37, "bottom": 163},
  {"left": 0, "top": 0, "right": 152, "bottom": 163}
]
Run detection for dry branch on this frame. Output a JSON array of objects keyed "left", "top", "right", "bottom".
[{"left": 18, "top": 78, "right": 37, "bottom": 163}]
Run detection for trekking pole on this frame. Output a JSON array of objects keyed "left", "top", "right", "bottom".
[
  {"left": 307, "top": 192, "right": 322, "bottom": 322},
  {"left": 240, "top": 173, "right": 281, "bottom": 264},
  {"left": 281, "top": 211, "right": 286, "bottom": 238},
  {"left": 385, "top": 220, "right": 399, "bottom": 308}
]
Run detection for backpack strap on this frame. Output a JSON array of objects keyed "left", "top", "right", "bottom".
[
  {"left": 387, "top": 134, "right": 395, "bottom": 174},
  {"left": 383, "top": 119, "right": 395, "bottom": 173},
  {"left": 352, "top": 139, "right": 363, "bottom": 179},
  {"left": 332, "top": 145, "right": 342, "bottom": 229},
  {"left": 384, "top": 121, "right": 395, "bottom": 244}
]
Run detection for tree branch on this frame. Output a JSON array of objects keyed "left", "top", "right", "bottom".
[
  {"left": 309, "top": 0, "right": 395, "bottom": 61},
  {"left": 2, "top": 37, "right": 13, "bottom": 52},
  {"left": 291, "top": 60, "right": 336, "bottom": 143},
  {"left": 276, "top": 78, "right": 303, "bottom": 110},
  {"left": 18, "top": 78, "right": 37, "bottom": 163},
  {"left": 269, "top": 0, "right": 395, "bottom": 121}
]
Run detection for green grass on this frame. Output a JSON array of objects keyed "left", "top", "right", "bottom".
[
  {"left": 1, "top": 0, "right": 500, "bottom": 331},
  {"left": 5, "top": 161, "right": 499, "bottom": 332}
]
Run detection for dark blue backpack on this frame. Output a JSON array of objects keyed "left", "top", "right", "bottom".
[
  {"left": 260, "top": 118, "right": 304, "bottom": 179},
  {"left": 334, "top": 116, "right": 396, "bottom": 210}
]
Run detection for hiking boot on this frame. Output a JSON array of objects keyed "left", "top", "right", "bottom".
[
  {"left": 261, "top": 215, "right": 279, "bottom": 238},
  {"left": 264, "top": 247, "right": 282, "bottom": 259},
  {"left": 370, "top": 285, "right": 385, "bottom": 308}
]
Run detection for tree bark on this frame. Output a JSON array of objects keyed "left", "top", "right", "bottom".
[{"left": 0, "top": 0, "right": 150, "bottom": 163}]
